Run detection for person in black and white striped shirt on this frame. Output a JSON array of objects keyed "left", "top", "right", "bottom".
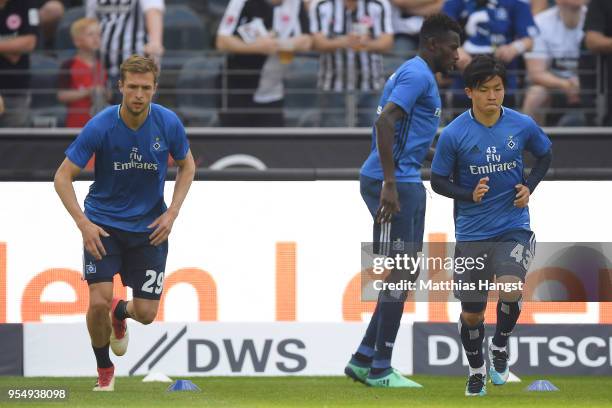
[
  {"left": 86, "top": 0, "right": 164, "bottom": 83},
  {"left": 309, "top": 0, "right": 393, "bottom": 126},
  {"left": 216, "top": 0, "right": 311, "bottom": 127}
]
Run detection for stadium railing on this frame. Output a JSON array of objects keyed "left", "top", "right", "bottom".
[{"left": 1, "top": 50, "right": 608, "bottom": 128}]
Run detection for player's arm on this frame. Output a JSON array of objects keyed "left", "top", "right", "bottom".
[
  {"left": 430, "top": 173, "right": 487, "bottom": 203},
  {"left": 54, "top": 158, "right": 109, "bottom": 260},
  {"left": 512, "top": 149, "right": 551, "bottom": 208},
  {"left": 430, "top": 131, "right": 487, "bottom": 203},
  {"left": 515, "top": 121, "right": 553, "bottom": 207},
  {"left": 374, "top": 102, "right": 404, "bottom": 223},
  {"left": 148, "top": 149, "right": 196, "bottom": 246},
  {"left": 523, "top": 149, "right": 552, "bottom": 193}
]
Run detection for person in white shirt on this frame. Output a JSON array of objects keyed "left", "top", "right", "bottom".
[{"left": 521, "top": 0, "right": 586, "bottom": 125}]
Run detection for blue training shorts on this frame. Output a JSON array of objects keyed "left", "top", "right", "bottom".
[
  {"left": 453, "top": 229, "right": 535, "bottom": 311},
  {"left": 82, "top": 224, "right": 168, "bottom": 300},
  {"left": 360, "top": 175, "right": 426, "bottom": 291}
]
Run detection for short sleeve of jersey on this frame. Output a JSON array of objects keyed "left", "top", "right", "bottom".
[
  {"left": 140, "top": 0, "right": 165, "bottom": 12},
  {"left": 387, "top": 69, "right": 428, "bottom": 115},
  {"left": 217, "top": 0, "right": 247, "bottom": 36},
  {"left": 584, "top": 0, "right": 606, "bottom": 33},
  {"left": 169, "top": 116, "right": 189, "bottom": 161},
  {"left": 431, "top": 129, "right": 456, "bottom": 177},
  {"left": 513, "top": 0, "right": 538, "bottom": 39},
  {"left": 65, "top": 121, "right": 102, "bottom": 168},
  {"left": 442, "top": 0, "right": 463, "bottom": 20},
  {"left": 525, "top": 118, "right": 552, "bottom": 157}
]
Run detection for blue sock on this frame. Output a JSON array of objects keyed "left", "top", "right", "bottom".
[
  {"left": 459, "top": 316, "right": 485, "bottom": 369},
  {"left": 353, "top": 303, "right": 379, "bottom": 365},
  {"left": 371, "top": 293, "right": 404, "bottom": 371}
]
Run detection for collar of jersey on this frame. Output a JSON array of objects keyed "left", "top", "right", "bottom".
[
  {"left": 468, "top": 106, "right": 505, "bottom": 128},
  {"left": 116, "top": 104, "right": 152, "bottom": 132}
]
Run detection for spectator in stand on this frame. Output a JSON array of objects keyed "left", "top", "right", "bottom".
[
  {"left": 0, "top": 94, "right": 4, "bottom": 115},
  {"left": 0, "top": 0, "right": 38, "bottom": 127},
  {"left": 584, "top": 0, "right": 612, "bottom": 126},
  {"left": 443, "top": 0, "right": 538, "bottom": 110},
  {"left": 522, "top": 0, "right": 586, "bottom": 126},
  {"left": 33, "top": 0, "right": 65, "bottom": 50},
  {"left": 391, "top": 0, "right": 444, "bottom": 52},
  {"left": 216, "top": 0, "right": 311, "bottom": 127},
  {"left": 310, "top": 0, "right": 394, "bottom": 126},
  {"left": 86, "top": 0, "right": 164, "bottom": 91},
  {"left": 58, "top": 17, "right": 108, "bottom": 128}
]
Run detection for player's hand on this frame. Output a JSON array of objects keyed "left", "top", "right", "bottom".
[
  {"left": 376, "top": 181, "right": 400, "bottom": 224},
  {"left": 78, "top": 220, "right": 109, "bottom": 261},
  {"left": 148, "top": 209, "right": 178, "bottom": 246},
  {"left": 472, "top": 177, "right": 489, "bottom": 203},
  {"left": 513, "top": 184, "right": 530, "bottom": 208},
  {"left": 253, "top": 36, "right": 279, "bottom": 55}
]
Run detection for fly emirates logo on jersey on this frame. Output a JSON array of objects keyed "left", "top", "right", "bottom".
[
  {"left": 469, "top": 141, "right": 517, "bottom": 176},
  {"left": 113, "top": 147, "right": 158, "bottom": 172}
]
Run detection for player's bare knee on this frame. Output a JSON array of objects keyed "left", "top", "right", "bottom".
[
  {"left": 88, "top": 297, "right": 112, "bottom": 317},
  {"left": 461, "top": 311, "right": 485, "bottom": 326},
  {"left": 137, "top": 309, "right": 157, "bottom": 325},
  {"left": 132, "top": 304, "right": 158, "bottom": 325},
  {"left": 88, "top": 285, "right": 113, "bottom": 315}
]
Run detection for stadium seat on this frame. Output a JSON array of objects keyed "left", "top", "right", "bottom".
[
  {"left": 164, "top": 5, "right": 209, "bottom": 50},
  {"left": 54, "top": 6, "right": 85, "bottom": 55},
  {"left": 29, "top": 54, "right": 66, "bottom": 127},
  {"left": 284, "top": 56, "right": 320, "bottom": 127},
  {"left": 175, "top": 56, "right": 224, "bottom": 126}
]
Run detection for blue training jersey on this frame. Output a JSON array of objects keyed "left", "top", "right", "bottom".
[
  {"left": 431, "top": 107, "right": 552, "bottom": 241},
  {"left": 65, "top": 104, "right": 190, "bottom": 232},
  {"left": 361, "top": 56, "right": 442, "bottom": 182}
]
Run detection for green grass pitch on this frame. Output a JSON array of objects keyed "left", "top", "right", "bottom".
[{"left": 0, "top": 376, "right": 610, "bottom": 407}]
